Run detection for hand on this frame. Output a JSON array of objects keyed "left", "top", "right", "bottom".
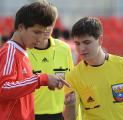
[
  {"left": 64, "top": 91, "right": 76, "bottom": 106},
  {"left": 47, "top": 75, "right": 71, "bottom": 90},
  {"left": 63, "top": 91, "right": 76, "bottom": 120}
]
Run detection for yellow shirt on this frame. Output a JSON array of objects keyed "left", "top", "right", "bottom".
[
  {"left": 28, "top": 37, "right": 73, "bottom": 114},
  {"left": 65, "top": 54, "right": 123, "bottom": 120}
]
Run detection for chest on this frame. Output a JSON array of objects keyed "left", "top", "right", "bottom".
[
  {"left": 29, "top": 50, "right": 69, "bottom": 76},
  {"left": 16, "top": 55, "right": 32, "bottom": 80},
  {"left": 76, "top": 66, "right": 123, "bottom": 109}
]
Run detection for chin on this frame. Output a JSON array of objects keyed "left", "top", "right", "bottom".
[{"left": 83, "top": 56, "right": 90, "bottom": 61}]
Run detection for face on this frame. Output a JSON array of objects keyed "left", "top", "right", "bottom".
[
  {"left": 36, "top": 24, "right": 54, "bottom": 48},
  {"left": 74, "top": 35, "right": 102, "bottom": 62},
  {"left": 19, "top": 24, "right": 53, "bottom": 49}
]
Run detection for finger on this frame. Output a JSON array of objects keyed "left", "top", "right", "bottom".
[
  {"left": 69, "top": 91, "right": 75, "bottom": 96},
  {"left": 64, "top": 96, "right": 70, "bottom": 104},
  {"left": 57, "top": 76, "right": 71, "bottom": 88},
  {"left": 57, "top": 82, "right": 64, "bottom": 89},
  {"left": 48, "top": 86, "right": 55, "bottom": 90},
  {"left": 65, "top": 91, "right": 75, "bottom": 98}
]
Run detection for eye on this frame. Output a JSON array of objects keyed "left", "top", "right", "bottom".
[
  {"left": 33, "top": 31, "right": 42, "bottom": 35},
  {"left": 74, "top": 41, "right": 80, "bottom": 45},
  {"left": 83, "top": 40, "right": 91, "bottom": 45}
]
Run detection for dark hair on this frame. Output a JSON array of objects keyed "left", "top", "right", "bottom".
[
  {"left": 52, "top": 28, "right": 62, "bottom": 38},
  {"left": 14, "top": 1, "right": 58, "bottom": 30},
  {"left": 1, "top": 36, "right": 9, "bottom": 43},
  {"left": 62, "top": 29, "right": 70, "bottom": 40},
  {"left": 71, "top": 17, "right": 103, "bottom": 39}
]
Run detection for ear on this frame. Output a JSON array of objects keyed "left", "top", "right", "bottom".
[
  {"left": 99, "top": 35, "right": 103, "bottom": 45},
  {"left": 18, "top": 24, "right": 25, "bottom": 32}
]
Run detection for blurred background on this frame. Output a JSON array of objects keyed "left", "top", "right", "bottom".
[{"left": 0, "top": 0, "right": 123, "bottom": 61}]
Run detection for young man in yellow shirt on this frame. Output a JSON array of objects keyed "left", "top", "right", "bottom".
[
  {"left": 64, "top": 16, "right": 123, "bottom": 120},
  {"left": 28, "top": 1, "right": 81, "bottom": 120}
]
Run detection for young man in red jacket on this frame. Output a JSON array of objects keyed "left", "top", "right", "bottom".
[{"left": 0, "top": 1, "right": 70, "bottom": 120}]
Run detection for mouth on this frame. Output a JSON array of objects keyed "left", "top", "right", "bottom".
[{"left": 80, "top": 53, "right": 88, "bottom": 56}]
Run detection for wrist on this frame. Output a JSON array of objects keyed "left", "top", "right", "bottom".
[
  {"left": 64, "top": 101, "right": 76, "bottom": 106},
  {"left": 39, "top": 73, "right": 48, "bottom": 86}
]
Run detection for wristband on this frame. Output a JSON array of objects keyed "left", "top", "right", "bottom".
[{"left": 39, "top": 74, "right": 48, "bottom": 86}]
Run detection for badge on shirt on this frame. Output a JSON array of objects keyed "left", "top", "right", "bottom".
[
  {"left": 55, "top": 72, "right": 65, "bottom": 79},
  {"left": 112, "top": 83, "right": 123, "bottom": 103}
]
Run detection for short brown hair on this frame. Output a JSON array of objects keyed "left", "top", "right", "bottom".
[
  {"left": 14, "top": 1, "right": 58, "bottom": 30},
  {"left": 71, "top": 17, "right": 103, "bottom": 39}
]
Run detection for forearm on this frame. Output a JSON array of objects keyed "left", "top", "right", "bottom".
[
  {"left": 63, "top": 104, "right": 76, "bottom": 120},
  {"left": 63, "top": 91, "right": 76, "bottom": 120},
  {"left": 0, "top": 74, "right": 48, "bottom": 100}
]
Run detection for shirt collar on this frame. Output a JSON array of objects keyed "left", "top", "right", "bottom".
[{"left": 7, "top": 40, "right": 28, "bottom": 57}]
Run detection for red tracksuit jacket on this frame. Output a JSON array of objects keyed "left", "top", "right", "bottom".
[{"left": 0, "top": 40, "right": 45, "bottom": 120}]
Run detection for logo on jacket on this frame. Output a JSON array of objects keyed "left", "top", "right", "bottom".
[
  {"left": 42, "top": 57, "right": 48, "bottom": 62},
  {"left": 112, "top": 83, "right": 123, "bottom": 103},
  {"left": 87, "top": 96, "right": 95, "bottom": 103},
  {"left": 22, "top": 68, "right": 27, "bottom": 74}
]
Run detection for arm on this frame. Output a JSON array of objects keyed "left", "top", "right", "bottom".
[
  {"left": 63, "top": 67, "right": 81, "bottom": 120},
  {"left": 0, "top": 74, "right": 69, "bottom": 100},
  {"left": 0, "top": 47, "right": 69, "bottom": 100},
  {"left": 63, "top": 92, "right": 76, "bottom": 120},
  {"left": 0, "top": 71, "right": 48, "bottom": 100},
  {"left": 63, "top": 46, "right": 76, "bottom": 120}
]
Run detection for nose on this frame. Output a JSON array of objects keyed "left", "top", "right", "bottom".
[
  {"left": 77, "top": 43, "right": 87, "bottom": 54},
  {"left": 45, "top": 27, "right": 52, "bottom": 33},
  {"left": 44, "top": 29, "right": 52, "bottom": 37},
  {"left": 79, "top": 43, "right": 85, "bottom": 51},
  {"left": 36, "top": 35, "right": 41, "bottom": 42}
]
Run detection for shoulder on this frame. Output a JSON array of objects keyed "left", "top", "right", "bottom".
[
  {"left": 108, "top": 54, "right": 123, "bottom": 69},
  {"left": 109, "top": 54, "right": 123, "bottom": 63},
  {"left": 0, "top": 42, "right": 16, "bottom": 57},
  {"left": 65, "top": 62, "right": 84, "bottom": 90},
  {"left": 67, "top": 61, "right": 83, "bottom": 76},
  {"left": 53, "top": 38, "right": 71, "bottom": 50}
]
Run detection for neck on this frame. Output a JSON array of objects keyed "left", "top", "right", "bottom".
[
  {"left": 35, "top": 39, "right": 50, "bottom": 49},
  {"left": 11, "top": 31, "right": 26, "bottom": 49},
  {"left": 86, "top": 48, "right": 106, "bottom": 66}
]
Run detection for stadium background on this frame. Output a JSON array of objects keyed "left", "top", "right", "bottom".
[{"left": 0, "top": 0, "right": 123, "bottom": 57}]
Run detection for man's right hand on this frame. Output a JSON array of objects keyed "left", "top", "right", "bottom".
[
  {"left": 64, "top": 91, "right": 76, "bottom": 106},
  {"left": 47, "top": 75, "right": 71, "bottom": 90}
]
